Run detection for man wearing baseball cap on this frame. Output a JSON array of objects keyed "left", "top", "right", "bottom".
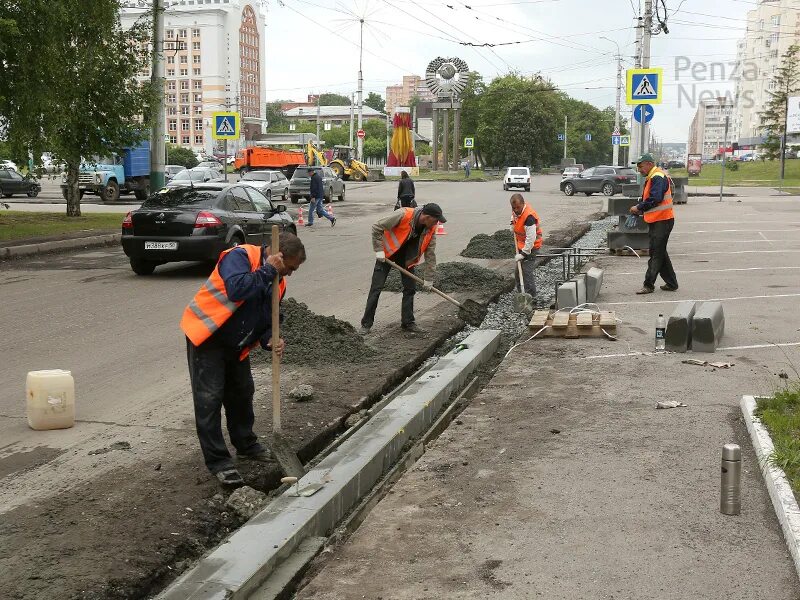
[
  {"left": 629, "top": 153, "right": 679, "bottom": 294},
  {"left": 359, "top": 203, "right": 444, "bottom": 334}
]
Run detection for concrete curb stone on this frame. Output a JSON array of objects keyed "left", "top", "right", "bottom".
[
  {"left": 692, "top": 301, "right": 725, "bottom": 352},
  {"left": 0, "top": 233, "right": 121, "bottom": 260},
  {"left": 741, "top": 395, "right": 800, "bottom": 584}
]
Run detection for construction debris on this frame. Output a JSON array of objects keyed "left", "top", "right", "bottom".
[
  {"left": 225, "top": 486, "right": 268, "bottom": 520},
  {"left": 656, "top": 400, "right": 688, "bottom": 409},
  {"left": 288, "top": 384, "right": 315, "bottom": 402},
  {"left": 383, "top": 261, "right": 512, "bottom": 293},
  {"left": 682, "top": 359, "right": 734, "bottom": 369},
  {"left": 460, "top": 229, "right": 515, "bottom": 259}
]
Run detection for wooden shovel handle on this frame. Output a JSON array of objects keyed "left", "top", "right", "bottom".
[
  {"left": 271, "top": 225, "right": 281, "bottom": 433},
  {"left": 516, "top": 259, "right": 525, "bottom": 289},
  {"left": 384, "top": 258, "right": 464, "bottom": 309}
]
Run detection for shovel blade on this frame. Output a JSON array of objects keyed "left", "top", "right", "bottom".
[
  {"left": 459, "top": 299, "right": 487, "bottom": 326},
  {"left": 272, "top": 431, "right": 305, "bottom": 478},
  {"left": 513, "top": 292, "right": 535, "bottom": 313}
]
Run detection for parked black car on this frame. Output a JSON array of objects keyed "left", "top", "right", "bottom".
[
  {"left": 0, "top": 169, "right": 41, "bottom": 198},
  {"left": 121, "top": 183, "right": 296, "bottom": 275},
  {"left": 560, "top": 166, "right": 637, "bottom": 197},
  {"left": 289, "top": 166, "right": 345, "bottom": 204}
]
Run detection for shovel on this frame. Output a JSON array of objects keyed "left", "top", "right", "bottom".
[
  {"left": 385, "top": 258, "right": 487, "bottom": 326},
  {"left": 513, "top": 259, "right": 535, "bottom": 313},
  {"left": 269, "top": 225, "right": 305, "bottom": 478}
]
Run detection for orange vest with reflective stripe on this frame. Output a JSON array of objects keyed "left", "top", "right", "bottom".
[
  {"left": 180, "top": 244, "right": 286, "bottom": 358},
  {"left": 382, "top": 208, "right": 436, "bottom": 267},
  {"left": 512, "top": 203, "right": 543, "bottom": 251},
  {"left": 642, "top": 167, "right": 674, "bottom": 224}
]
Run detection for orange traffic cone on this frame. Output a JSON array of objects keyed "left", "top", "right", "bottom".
[
  {"left": 435, "top": 221, "right": 447, "bottom": 235},
  {"left": 326, "top": 201, "right": 334, "bottom": 216},
  {"left": 297, "top": 206, "right": 305, "bottom": 226}
]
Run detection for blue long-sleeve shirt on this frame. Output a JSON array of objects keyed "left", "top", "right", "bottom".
[
  {"left": 206, "top": 246, "right": 282, "bottom": 351},
  {"left": 636, "top": 172, "right": 670, "bottom": 213},
  {"left": 310, "top": 171, "right": 323, "bottom": 199}
]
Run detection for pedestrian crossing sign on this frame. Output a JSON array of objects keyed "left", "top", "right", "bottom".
[
  {"left": 212, "top": 112, "right": 240, "bottom": 139},
  {"left": 626, "top": 68, "right": 663, "bottom": 105}
]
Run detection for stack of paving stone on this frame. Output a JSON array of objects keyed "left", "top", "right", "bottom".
[
  {"left": 671, "top": 176, "right": 688, "bottom": 205},
  {"left": 555, "top": 266, "right": 604, "bottom": 309},
  {"left": 665, "top": 300, "right": 725, "bottom": 353},
  {"left": 606, "top": 193, "right": 650, "bottom": 252}
]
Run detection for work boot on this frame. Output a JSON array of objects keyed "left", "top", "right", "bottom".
[
  {"left": 401, "top": 323, "right": 425, "bottom": 334},
  {"left": 635, "top": 286, "right": 654, "bottom": 295},
  {"left": 358, "top": 325, "right": 371, "bottom": 335},
  {"left": 330, "top": 217, "right": 337, "bottom": 227},
  {"left": 237, "top": 449, "right": 272, "bottom": 463},
  {"left": 660, "top": 284, "right": 679, "bottom": 291},
  {"left": 304, "top": 222, "right": 313, "bottom": 227}
]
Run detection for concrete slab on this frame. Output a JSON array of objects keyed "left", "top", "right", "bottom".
[
  {"left": 692, "top": 301, "right": 725, "bottom": 352},
  {"left": 572, "top": 274, "right": 587, "bottom": 305},
  {"left": 608, "top": 196, "right": 638, "bottom": 215},
  {"left": 607, "top": 230, "right": 650, "bottom": 250},
  {"left": 665, "top": 300, "right": 697, "bottom": 353},
  {"left": 584, "top": 267, "right": 604, "bottom": 302},
  {"left": 556, "top": 280, "right": 578, "bottom": 309},
  {"left": 617, "top": 214, "right": 648, "bottom": 233},
  {"left": 158, "top": 329, "right": 501, "bottom": 600}
]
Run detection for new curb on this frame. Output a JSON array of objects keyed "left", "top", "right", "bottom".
[
  {"left": 0, "top": 233, "right": 121, "bottom": 259},
  {"left": 160, "top": 329, "right": 502, "bottom": 599},
  {"left": 741, "top": 395, "right": 800, "bottom": 582}
]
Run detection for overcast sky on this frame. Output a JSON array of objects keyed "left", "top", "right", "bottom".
[{"left": 262, "top": 0, "right": 754, "bottom": 143}]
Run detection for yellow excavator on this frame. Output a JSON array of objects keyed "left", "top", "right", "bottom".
[{"left": 305, "top": 141, "right": 368, "bottom": 181}]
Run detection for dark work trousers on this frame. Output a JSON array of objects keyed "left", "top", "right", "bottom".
[
  {"left": 186, "top": 338, "right": 264, "bottom": 474},
  {"left": 515, "top": 250, "right": 538, "bottom": 297},
  {"left": 361, "top": 254, "right": 417, "bottom": 328},
  {"left": 396, "top": 195, "right": 416, "bottom": 208},
  {"left": 644, "top": 218, "right": 679, "bottom": 290}
]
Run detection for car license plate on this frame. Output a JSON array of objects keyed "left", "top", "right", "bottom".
[{"left": 144, "top": 241, "right": 177, "bottom": 250}]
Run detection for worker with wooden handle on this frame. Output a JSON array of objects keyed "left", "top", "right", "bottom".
[
  {"left": 359, "top": 203, "right": 445, "bottom": 335},
  {"left": 510, "top": 193, "right": 543, "bottom": 298},
  {"left": 180, "top": 232, "right": 306, "bottom": 487}
]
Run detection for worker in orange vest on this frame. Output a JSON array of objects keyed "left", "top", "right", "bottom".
[
  {"left": 359, "top": 203, "right": 444, "bottom": 335},
  {"left": 510, "top": 193, "right": 543, "bottom": 298},
  {"left": 180, "top": 233, "right": 306, "bottom": 486},
  {"left": 629, "top": 153, "right": 679, "bottom": 294}
]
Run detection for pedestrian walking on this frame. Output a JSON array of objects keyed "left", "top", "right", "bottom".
[
  {"left": 307, "top": 168, "right": 336, "bottom": 227},
  {"left": 629, "top": 153, "right": 679, "bottom": 294},
  {"left": 359, "top": 203, "right": 445, "bottom": 335},
  {"left": 463, "top": 160, "right": 471, "bottom": 178},
  {"left": 180, "top": 233, "right": 307, "bottom": 486},
  {"left": 395, "top": 170, "right": 417, "bottom": 209},
  {"left": 510, "top": 193, "right": 542, "bottom": 297}
]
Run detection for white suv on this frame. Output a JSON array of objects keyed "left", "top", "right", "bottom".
[{"left": 503, "top": 167, "right": 530, "bottom": 191}]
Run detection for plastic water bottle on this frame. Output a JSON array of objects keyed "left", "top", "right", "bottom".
[{"left": 655, "top": 314, "right": 666, "bottom": 351}]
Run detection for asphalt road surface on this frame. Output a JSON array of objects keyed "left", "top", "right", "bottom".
[{"left": 0, "top": 176, "right": 599, "bottom": 515}]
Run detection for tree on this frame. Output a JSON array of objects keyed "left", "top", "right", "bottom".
[
  {"left": 0, "top": 0, "right": 153, "bottom": 216},
  {"left": 166, "top": 144, "right": 198, "bottom": 168},
  {"left": 364, "top": 92, "right": 385, "bottom": 113},
  {"left": 760, "top": 44, "right": 800, "bottom": 174},
  {"left": 318, "top": 92, "right": 351, "bottom": 106},
  {"left": 265, "top": 101, "right": 288, "bottom": 129}
]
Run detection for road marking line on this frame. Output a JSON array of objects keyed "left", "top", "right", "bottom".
[
  {"left": 668, "top": 239, "right": 791, "bottom": 245},
  {"left": 684, "top": 221, "right": 800, "bottom": 225},
  {"left": 673, "top": 229, "right": 800, "bottom": 234},
  {"left": 613, "top": 266, "right": 800, "bottom": 276},
  {"left": 670, "top": 249, "right": 800, "bottom": 256},
  {"left": 583, "top": 342, "right": 800, "bottom": 360},
  {"left": 604, "top": 292, "right": 800, "bottom": 306}
]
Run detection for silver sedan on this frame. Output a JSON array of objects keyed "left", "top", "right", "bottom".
[{"left": 238, "top": 170, "right": 290, "bottom": 202}]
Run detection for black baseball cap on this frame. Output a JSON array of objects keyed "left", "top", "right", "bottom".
[{"left": 421, "top": 203, "right": 447, "bottom": 223}]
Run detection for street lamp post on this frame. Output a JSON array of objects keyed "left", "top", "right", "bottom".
[{"left": 600, "top": 36, "right": 623, "bottom": 167}]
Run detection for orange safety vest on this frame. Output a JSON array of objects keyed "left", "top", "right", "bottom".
[
  {"left": 641, "top": 167, "right": 675, "bottom": 224},
  {"left": 180, "top": 244, "right": 286, "bottom": 359},
  {"left": 512, "top": 203, "right": 543, "bottom": 251},
  {"left": 381, "top": 207, "right": 436, "bottom": 268}
]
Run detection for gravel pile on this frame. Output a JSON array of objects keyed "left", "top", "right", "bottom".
[
  {"left": 382, "top": 261, "right": 512, "bottom": 293},
  {"left": 460, "top": 229, "right": 516, "bottom": 259},
  {"left": 277, "top": 298, "right": 376, "bottom": 364}
]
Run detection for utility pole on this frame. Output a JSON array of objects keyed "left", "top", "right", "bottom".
[
  {"left": 316, "top": 94, "right": 321, "bottom": 142},
  {"left": 601, "top": 36, "right": 623, "bottom": 166},
  {"left": 349, "top": 92, "right": 355, "bottom": 149},
  {"left": 630, "top": 15, "right": 643, "bottom": 164},
  {"left": 411, "top": 103, "right": 417, "bottom": 164},
  {"left": 357, "top": 18, "right": 364, "bottom": 161},
  {"left": 386, "top": 110, "right": 391, "bottom": 166},
  {"left": 640, "top": 0, "right": 653, "bottom": 157},
  {"left": 149, "top": 0, "right": 165, "bottom": 191},
  {"left": 781, "top": 78, "right": 790, "bottom": 185},
  {"left": 563, "top": 115, "right": 568, "bottom": 159},
  {"left": 719, "top": 114, "right": 730, "bottom": 202}
]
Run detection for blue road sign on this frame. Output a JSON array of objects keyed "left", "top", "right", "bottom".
[
  {"left": 627, "top": 68, "right": 662, "bottom": 104},
  {"left": 212, "top": 112, "right": 240, "bottom": 140},
  {"left": 557, "top": 133, "right": 565, "bottom": 141},
  {"left": 611, "top": 135, "right": 621, "bottom": 145},
  {"left": 585, "top": 133, "right": 592, "bottom": 141},
  {"left": 633, "top": 104, "right": 655, "bottom": 124}
]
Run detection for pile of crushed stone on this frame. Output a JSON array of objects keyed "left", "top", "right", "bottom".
[
  {"left": 274, "top": 298, "right": 375, "bottom": 363},
  {"left": 382, "top": 261, "right": 512, "bottom": 293},
  {"left": 459, "top": 229, "right": 515, "bottom": 259}
]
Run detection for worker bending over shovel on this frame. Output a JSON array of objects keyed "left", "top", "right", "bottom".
[
  {"left": 511, "top": 193, "right": 543, "bottom": 298},
  {"left": 360, "top": 203, "right": 445, "bottom": 335},
  {"left": 180, "top": 233, "right": 306, "bottom": 487}
]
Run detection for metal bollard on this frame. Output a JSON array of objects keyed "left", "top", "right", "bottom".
[{"left": 720, "top": 443, "right": 741, "bottom": 515}]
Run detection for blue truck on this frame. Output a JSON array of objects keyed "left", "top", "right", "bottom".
[{"left": 61, "top": 141, "right": 151, "bottom": 202}]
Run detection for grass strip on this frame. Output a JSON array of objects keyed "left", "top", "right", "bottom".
[
  {"left": 0, "top": 211, "right": 122, "bottom": 242},
  {"left": 755, "top": 384, "right": 800, "bottom": 495}
]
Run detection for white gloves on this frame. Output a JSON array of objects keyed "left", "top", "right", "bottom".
[
  {"left": 375, "top": 251, "right": 386, "bottom": 262},
  {"left": 515, "top": 253, "right": 526, "bottom": 262},
  {"left": 422, "top": 281, "right": 434, "bottom": 291}
]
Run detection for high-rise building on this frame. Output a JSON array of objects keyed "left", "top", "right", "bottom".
[
  {"left": 385, "top": 75, "right": 435, "bottom": 115},
  {"left": 734, "top": 0, "right": 800, "bottom": 146},
  {"left": 688, "top": 99, "right": 735, "bottom": 159},
  {"left": 120, "top": 0, "right": 266, "bottom": 155}
]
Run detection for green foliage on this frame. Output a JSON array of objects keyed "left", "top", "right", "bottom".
[
  {"left": 265, "top": 101, "right": 288, "bottom": 129},
  {"left": 318, "top": 92, "right": 351, "bottom": 106},
  {"left": 760, "top": 45, "right": 800, "bottom": 161},
  {"left": 755, "top": 384, "right": 800, "bottom": 493},
  {"left": 364, "top": 92, "right": 385, "bottom": 113},
  {"left": 725, "top": 160, "right": 739, "bottom": 171},
  {"left": 321, "top": 125, "right": 350, "bottom": 147},
  {"left": 0, "top": 0, "right": 154, "bottom": 216},
  {"left": 363, "top": 137, "right": 386, "bottom": 160},
  {"left": 166, "top": 144, "right": 198, "bottom": 168}
]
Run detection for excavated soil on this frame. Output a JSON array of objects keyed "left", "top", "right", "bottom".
[
  {"left": 459, "top": 229, "right": 515, "bottom": 259},
  {"left": 271, "top": 298, "right": 375, "bottom": 364},
  {"left": 382, "top": 261, "right": 512, "bottom": 293}
]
